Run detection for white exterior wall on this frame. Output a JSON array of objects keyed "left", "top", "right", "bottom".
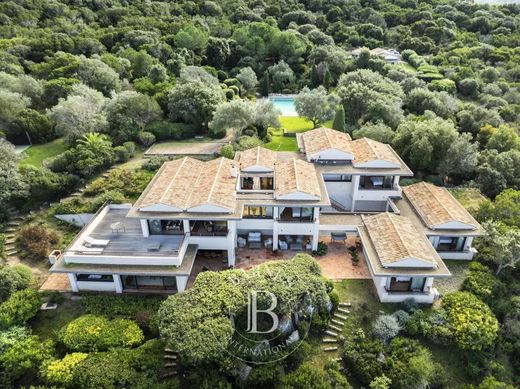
[
  {"left": 429, "top": 236, "right": 477, "bottom": 260},
  {"left": 68, "top": 273, "right": 79, "bottom": 292},
  {"left": 355, "top": 187, "right": 402, "bottom": 202},
  {"left": 176, "top": 276, "right": 188, "bottom": 292},
  {"left": 140, "top": 219, "right": 149, "bottom": 237},
  {"left": 372, "top": 276, "right": 438, "bottom": 304},
  {"left": 76, "top": 280, "right": 117, "bottom": 292},
  {"left": 236, "top": 218, "right": 275, "bottom": 233},
  {"left": 227, "top": 221, "right": 236, "bottom": 266}
]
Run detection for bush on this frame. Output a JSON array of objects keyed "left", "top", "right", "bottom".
[
  {"left": 59, "top": 314, "right": 144, "bottom": 352},
  {"left": 372, "top": 314, "right": 401, "bottom": 343},
  {"left": 0, "top": 265, "right": 33, "bottom": 302},
  {"left": 40, "top": 353, "right": 88, "bottom": 387},
  {"left": 0, "top": 325, "right": 31, "bottom": 353},
  {"left": 314, "top": 241, "right": 328, "bottom": 256},
  {"left": 400, "top": 297, "right": 420, "bottom": 313},
  {"left": 143, "top": 155, "right": 168, "bottom": 171},
  {"left": 16, "top": 223, "right": 61, "bottom": 261},
  {"left": 282, "top": 361, "right": 351, "bottom": 389},
  {"left": 220, "top": 144, "right": 235, "bottom": 159},
  {"left": 145, "top": 121, "right": 196, "bottom": 141},
  {"left": 137, "top": 131, "right": 156, "bottom": 147},
  {"left": 113, "top": 145, "right": 130, "bottom": 162},
  {"left": 0, "top": 288, "right": 41, "bottom": 328},
  {"left": 461, "top": 262, "right": 499, "bottom": 302},
  {"left": 391, "top": 310, "right": 410, "bottom": 328},
  {"left": 84, "top": 169, "right": 153, "bottom": 199},
  {"left": 123, "top": 141, "right": 136, "bottom": 156}
]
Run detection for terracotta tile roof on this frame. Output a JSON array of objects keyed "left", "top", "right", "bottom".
[
  {"left": 300, "top": 127, "right": 352, "bottom": 157},
  {"left": 187, "top": 157, "right": 237, "bottom": 211},
  {"left": 275, "top": 158, "right": 321, "bottom": 199},
  {"left": 138, "top": 157, "right": 236, "bottom": 212},
  {"left": 351, "top": 137, "right": 402, "bottom": 166},
  {"left": 403, "top": 182, "right": 480, "bottom": 230},
  {"left": 237, "top": 146, "right": 277, "bottom": 171},
  {"left": 362, "top": 213, "right": 439, "bottom": 266}
]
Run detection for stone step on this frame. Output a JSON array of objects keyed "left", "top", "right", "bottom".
[
  {"left": 323, "top": 347, "right": 338, "bottom": 352},
  {"left": 161, "top": 372, "right": 177, "bottom": 378},
  {"left": 5, "top": 228, "right": 16, "bottom": 233},
  {"left": 7, "top": 221, "right": 20, "bottom": 226},
  {"left": 328, "top": 324, "right": 342, "bottom": 332},
  {"left": 164, "top": 354, "right": 177, "bottom": 359},
  {"left": 5, "top": 234, "right": 15, "bottom": 239},
  {"left": 325, "top": 330, "right": 338, "bottom": 337},
  {"left": 7, "top": 207, "right": 18, "bottom": 214},
  {"left": 339, "top": 302, "right": 352, "bottom": 307},
  {"left": 322, "top": 338, "right": 338, "bottom": 343},
  {"left": 334, "top": 314, "right": 347, "bottom": 321},
  {"left": 70, "top": 192, "right": 81, "bottom": 197},
  {"left": 338, "top": 308, "right": 350, "bottom": 314},
  {"left": 5, "top": 245, "right": 15, "bottom": 251},
  {"left": 6, "top": 250, "right": 18, "bottom": 256},
  {"left": 164, "top": 347, "right": 175, "bottom": 353},
  {"left": 331, "top": 319, "right": 345, "bottom": 326},
  {"left": 164, "top": 362, "right": 177, "bottom": 367},
  {"left": 5, "top": 238, "right": 16, "bottom": 244},
  {"left": 334, "top": 357, "right": 342, "bottom": 362}
]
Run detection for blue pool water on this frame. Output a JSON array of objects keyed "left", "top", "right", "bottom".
[{"left": 269, "top": 96, "right": 297, "bottom": 116}]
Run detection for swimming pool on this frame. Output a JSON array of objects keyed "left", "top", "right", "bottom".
[{"left": 268, "top": 95, "right": 298, "bottom": 116}]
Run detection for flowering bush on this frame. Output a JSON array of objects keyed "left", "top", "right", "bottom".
[{"left": 40, "top": 353, "right": 88, "bottom": 387}]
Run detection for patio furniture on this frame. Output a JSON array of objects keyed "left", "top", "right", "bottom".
[
  {"left": 77, "top": 245, "right": 104, "bottom": 254},
  {"left": 331, "top": 232, "right": 347, "bottom": 244},
  {"left": 248, "top": 232, "right": 262, "bottom": 249},
  {"left": 237, "top": 237, "right": 247, "bottom": 248},
  {"left": 279, "top": 240, "right": 288, "bottom": 250},
  {"left": 290, "top": 235, "right": 304, "bottom": 251},
  {"left": 110, "top": 221, "right": 125, "bottom": 234},
  {"left": 264, "top": 238, "right": 273, "bottom": 248},
  {"left": 145, "top": 241, "right": 161, "bottom": 252},
  {"left": 83, "top": 236, "right": 110, "bottom": 247}
]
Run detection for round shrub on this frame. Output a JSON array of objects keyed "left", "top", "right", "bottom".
[
  {"left": 0, "top": 265, "right": 33, "bottom": 302},
  {"left": 220, "top": 144, "right": 235, "bottom": 159},
  {"left": 391, "top": 310, "right": 410, "bottom": 328},
  {"left": 40, "top": 353, "right": 88, "bottom": 387},
  {"left": 137, "top": 131, "right": 156, "bottom": 147},
  {"left": 123, "top": 141, "right": 136, "bottom": 156},
  {"left": 372, "top": 314, "right": 401, "bottom": 343},
  {"left": 59, "top": 314, "right": 144, "bottom": 352},
  {"left": 16, "top": 223, "right": 61, "bottom": 261},
  {"left": 143, "top": 156, "right": 168, "bottom": 171},
  {"left": 113, "top": 145, "right": 130, "bottom": 163},
  {"left": 224, "top": 88, "right": 235, "bottom": 100},
  {"left": 0, "top": 288, "right": 41, "bottom": 329},
  {"left": 461, "top": 262, "right": 498, "bottom": 302}
]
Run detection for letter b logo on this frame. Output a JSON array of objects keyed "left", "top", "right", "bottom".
[{"left": 246, "top": 291, "right": 279, "bottom": 334}]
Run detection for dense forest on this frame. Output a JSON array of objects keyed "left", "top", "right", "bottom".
[{"left": 0, "top": 0, "right": 519, "bottom": 388}]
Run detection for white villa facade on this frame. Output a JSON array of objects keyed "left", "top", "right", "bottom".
[{"left": 50, "top": 127, "right": 484, "bottom": 303}]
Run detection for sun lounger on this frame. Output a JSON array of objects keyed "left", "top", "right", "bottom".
[
  {"left": 77, "top": 245, "right": 104, "bottom": 254},
  {"left": 84, "top": 236, "right": 110, "bottom": 247}
]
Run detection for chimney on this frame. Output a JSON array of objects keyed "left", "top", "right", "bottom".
[{"left": 230, "top": 164, "right": 238, "bottom": 178}]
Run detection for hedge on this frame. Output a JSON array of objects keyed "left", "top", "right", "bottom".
[
  {"left": 0, "top": 288, "right": 41, "bottom": 329},
  {"left": 145, "top": 121, "right": 197, "bottom": 141},
  {"left": 59, "top": 314, "right": 144, "bottom": 352}
]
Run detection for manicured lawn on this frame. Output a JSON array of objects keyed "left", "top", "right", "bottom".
[
  {"left": 450, "top": 187, "right": 487, "bottom": 214},
  {"left": 20, "top": 138, "right": 68, "bottom": 167},
  {"left": 264, "top": 117, "right": 334, "bottom": 151},
  {"left": 31, "top": 298, "right": 84, "bottom": 342}
]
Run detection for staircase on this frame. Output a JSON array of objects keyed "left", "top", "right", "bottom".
[
  {"left": 321, "top": 301, "right": 352, "bottom": 354},
  {"left": 2, "top": 208, "right": 26, "bottom": 263},
  {"left": 161, "top": 348, "right": 178, "bottom": 379},
  {"left": 329, "top": 198, "right": 350, "bottom": 213}
]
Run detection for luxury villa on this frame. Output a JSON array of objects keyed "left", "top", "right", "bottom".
[{"left": 49, "top": 127, "right": 484, "bottom": 303}]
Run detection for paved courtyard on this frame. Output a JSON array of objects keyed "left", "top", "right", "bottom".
[{"left": 145, "top": 141, "right": 224, "bottom": 156}]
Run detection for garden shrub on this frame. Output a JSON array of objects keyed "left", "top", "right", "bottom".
[
  {"left": 400, "top": 297, "right": 420, "bottom": 312},
  {"left": 315, "top": 241, "right": 328, "bottom": 256},
  {"left": 145, "top": 121, "right": 196, "bottom": 141},
  {"left": 282, "top": 361, "right": 351, "bottom": 389},
  {"left": 0, "top": 234, "right": 4, "bottom": 260},
  {"left": 0, "top": 335, "right": 54, "bottom": 382},
  {"left": 137, "top": 131, "right": 156, "bottom": 147},
  {"left": 220, "top": 144, "right": 235, "bottom": 159},
  {"left": 123, "top": 141, "right": 136, "bottom": 156},
  {"left": 461, "top": 262, "right": 499, "bottom": 302},
  {"left": 0, "top": 265, "right": 33, "bottom": 302},
  {"left": 59, "top": 314, "right": 144, "bottom": 352},
  {"left": 343, "top": 329, "right": 385, "bottom": 385},
  {"left": 0, "top": 325, "right": 31, "bottom": 353},
  {"left": 113, "top": 145, "right": 130, "bottom": 162},
  {"left": 84, "top": 169, "right": 153, "bottom": 199},
  {"left": 391, "top": 310, "right": 410, "bottom": 328},
  {"left": 0, "top": 288, "right": 41, "bottom": 328},
  {"left": 373, "top": 314, "right": 401, "bottom": 343},
  {"left": 16, "top": 223, "right": 61, "bottom": 261},
  {"left": 142, "top": 156, "right": 168, "bottom": 171},
  {"left": 40, "top": 353, "right": 88, "bottom": 387}
]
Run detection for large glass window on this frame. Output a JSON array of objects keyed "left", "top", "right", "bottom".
[
  {"left": 279, "top": 207, "right": 314, "bottom": 222},
  {"left": 359, "top": 176, "right": 394, "bottom": 190},
  {"left": 243, "top": 206, "right": 273, "bottom": 218},
  {"left": 437, "top": 237, "right": 466, "bottom": 252},
  {"left": 122, "top": 275, "right": 177, "bottom": 290},
  {"left": 260, "top": 177, "right": 274, "bottom": 190},
  {"left": 241, "top": 177, "right": 254, "bottom": 190},
  {"left": 148, "top": 220, "right": 183, "bottom": 235},
  {"left": 323, "top": 174, "right": 352, "bottom": 182},
  {"left": 76, "top": 274, "right": 113, "bottom": 282},
  {"left": 388, "top": 277, "right": 426, "bottom": 292}
]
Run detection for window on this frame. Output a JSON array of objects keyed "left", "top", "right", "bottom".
[
  {"left": 359, "top": 176, "right": 394, "bottom": 190},
  {"left": 241, "top": 177, "right": 254, "bottom": 190},
  {"left": 122, "top": 275, "right": 177, "bottom": 290},
  {"left": 437, "top": 237, "right": 466, "bottom": 252},
  {"left": 76, "top": 274, "right": 113, "bottom": 282},
  {"left": 243, "top": 206, "right": 273, "bottom": 218},
  {"left": 260, "top": 177, "right": 274, "bottom": 190},
  {"left": 388, "top": 277, "right": 426, "bottom": 292},
  {"left": 279, "top": 207, "right": 314, "bottom": 222},
  {"left": 323, "top": 174, "right": 352, "bottom": 182},
  {"left": 148, "top": 220, "right": 183, "bottom": 235}
]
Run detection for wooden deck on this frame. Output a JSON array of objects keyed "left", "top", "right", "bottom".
[{"left": 85, "top": 208, "right": 184, "bottom": 256}]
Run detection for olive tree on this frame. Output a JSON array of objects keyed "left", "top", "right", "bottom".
[{"left": 294, "top": 86, "right": 340, "bottom": 128}]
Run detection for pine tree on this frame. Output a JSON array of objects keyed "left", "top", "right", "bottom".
[{"left": 332, "top": 105, "right": 346, "bottom": 133}]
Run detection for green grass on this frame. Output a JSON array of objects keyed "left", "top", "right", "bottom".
[
  {"left": 264, "top": 117, "right": 334, "bottom": 152},
  {"left": 20, "top": 138, "right": 68, "bottom": 167},
  {"left": 450, "top": 187, "right": 487, "bottom": 214},
  {"left": 31, "top": 298, "right": 84, "bottom": 342}
]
